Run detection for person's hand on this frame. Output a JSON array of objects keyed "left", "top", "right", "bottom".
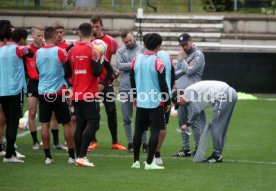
[
  {"left": 98, "top": 84, "right": 104, "bottom": 92},
  {"left": 188, "top": 60, "right": 195, "bottom": 66},
  {"left": 165, "top": 104, "right": 171, "bottom": 113},
  {"left": 178, "top": 50, "right": 186, "bottom": 60},
  {"left": 181, "top": 124, "right": 189, "bottom": 132}
]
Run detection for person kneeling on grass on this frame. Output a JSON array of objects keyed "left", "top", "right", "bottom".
[{"left": 176, "top": 80, "right": 237, "bottom": 163}]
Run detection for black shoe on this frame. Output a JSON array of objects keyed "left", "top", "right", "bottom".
[
  {"left": 127, "top": 143, "right": 133, "bottom": 153},
  {"left": 142, "top": 143, "right": 148, "bottom": 153},
  {"left": 174, "top": 148, "right": 192, "bottom": 157},
  {"left": 204, "top": 153, "right": 223, "bottom": 163}
]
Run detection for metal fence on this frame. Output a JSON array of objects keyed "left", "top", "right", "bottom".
[{"left": 0, "top": 0, "right": 275, "bottom": 13}]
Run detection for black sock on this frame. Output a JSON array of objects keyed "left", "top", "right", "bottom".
[
  {"left": 51, "top": 129, "right": 59, "bottom": 145},
  {"left": 68, "top": 148, "right": 75, "bottom": 159},
  {"left": 0, "top": 143, "right": 3, "bottom": 151},
  {"left": 44, "top": 149, "right": 52, "bottom": 159},
  {"left": 31, "top": 131, "right": 39, "bottom": 144},
  {"left": 155, "top": 152, "right": 161, "bottom": 158}
]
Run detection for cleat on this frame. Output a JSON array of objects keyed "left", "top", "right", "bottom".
[
  {"left": 32, "top": 142, "right": 40, "bottom": 150},
  {"left": 0, "top": 151, "right": 6, "bottom": 157},
  {"left": 204, "top": 153, "right": 223, "bottom": 163},
  {"left": 144, "top": 162, "right": 165, "bottom": 170},
  {"left": 3, "top": 156, "right": 24, "bottom": 163},
  {"left": 45, "top": 157, "right": 54, "bottom": 165},
  {"left": 111, "top": 143, "right": 127, "bottom": 150},
  {"left": 15, "top": 151, "right": 26, "bottom": 159},
  {"left": 153, "top": 157, "right": 163, "bottom": 166},
  {"left": 131, "top": 161, "right": 140, "bottom": 169},
  {"left": 53, "top": 144, "right": 68, "bottom": 152},
  {"left": 127, "top": 143, "right": 133, "bottom": 153},
  {"left": 68, "top": 157, "right": 76, "bottom": 164},
  {"left": 142, "top": 143, "right": 148, "bottom": 153},
  {"left": 174, "top": 148, "right": 192, "bottom": 157},
  {"left": 75, "top": 157, "right": 95, "bottom": 167},
  {"left": 88, "top": 142, "right": 98, "bottom": 151}
]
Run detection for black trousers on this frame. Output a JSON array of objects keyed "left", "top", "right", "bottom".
[
  {"left": 0, "top": 93, "right": 23, "bottom": 158},
  {"left": 92, "top": 85, "right": 118, "bottom": 144},
  {"left": 133, "top": 106, "right": 165, "bottom": 164},
  {"left": 73, "top": 100, "right": 100, "bottom": 158}
]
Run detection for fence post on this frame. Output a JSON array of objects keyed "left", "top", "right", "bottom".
[
  {"left": 63, "top": 0, "right": 68, "bottom": 8},
  {"left": 131, "top": 0, "right": 135, "bottom": 10},
  {"left": 23, "top": 0, "right": 29, "bottom": 6},
  {"left": 188, "top": 0, "right": 192, "bottom": 12},
  {"left": 234, "top": 0, "right": 238, "bottom": 11},
  {"left": 139, "top": 0, "right": 143, "bottom": 7},
  {"left": 112, "top": 0, "right": 115, "bottom": 10}
]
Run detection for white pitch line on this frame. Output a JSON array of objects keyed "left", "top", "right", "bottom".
[
  {"left": 3, "top": 126, "right": 42, "bottom": 143},
  {"left": 21, "top": 152, "right": 276, "bottom": 166}
]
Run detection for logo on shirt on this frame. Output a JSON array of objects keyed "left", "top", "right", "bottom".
[{"left": 74, "top": 70, "right": 87, "bottom": 74}]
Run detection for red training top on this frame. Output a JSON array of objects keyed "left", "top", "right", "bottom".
[
  {"left": 96, "top": 34, "right": 119, "bottom": 84},
  {"left": 67, "top": 42, "right": 101, "bottom": 101}
]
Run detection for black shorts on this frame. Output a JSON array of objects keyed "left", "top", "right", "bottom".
[
  {"left": 26, "top": 79, "right": 39, "bottom": 97},
  {"left": 0, "top": 93, "right": 24, "bottom": 120},
  {"left": 38, "top": 95, "right": 70, "bottom": 124},
  {"left": 73, "top": 100, "right": 100, "bottom": 121},
  {"left": 135, "top": 106, "right": 166, "bottom": 132}
]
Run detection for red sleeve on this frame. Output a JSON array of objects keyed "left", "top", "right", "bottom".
[
  {"left": 58, "top": 48, "right": 68, "bottom": 64},
  {"left": 155, "top": 58, "right": 165, "bottom": 73},
  {"left": 16, "top": 46, "right": 29, "bottom": 59},
  {"left": 110, "top": 37, "right": 119, "bottom": 54},
  {"left": 131, "top": 57, "right": 136, "bottom": 69}
]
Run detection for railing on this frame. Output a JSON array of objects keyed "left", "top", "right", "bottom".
[{"left": 0, "top": 0, "right": 275, "bottom": 13}]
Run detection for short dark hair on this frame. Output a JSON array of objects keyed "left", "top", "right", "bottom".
[
  {"left": 90, "top": 15, "right": 103, "bottom": 25},
  {"left": 144, "top": 33, "right": 162, "bottom": 51},
  {"left": 0, "top": 25, "right": 12, "bottom": 41},
  {"left": 79, "top": 23, "right": 92, "bottom": 37},
  {"left": 12, "top": 28, "right": 28, "bottom": 43},
  {"left": 120, "top": 29, "right": 133, "bottom": 38},
  {"left": 44, "top": 26, "right": 56, "bottom": 40},
  {"left": 143, "top": 33, "right": 151, "bottom": 44}
]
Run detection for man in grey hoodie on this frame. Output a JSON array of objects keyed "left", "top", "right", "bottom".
[
  {"left": 116, "top": 29, "right": 148, "bottom": 153},
  {"left": 174, "top": 33, "right": 206, "bottom": 157}
]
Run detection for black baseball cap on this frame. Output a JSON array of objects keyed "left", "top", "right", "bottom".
[{"left": 178, "top": 33, "right": 191, "bottom": 45}]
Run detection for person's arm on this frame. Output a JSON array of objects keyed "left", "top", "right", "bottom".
[
  {"left": 92, "top": 49, "right": 103, "bottom": 77},
  {"left": 100, "top": 59, "right": 113, "bottom": 86},
  {"left": 179, "top": 51, "right": 205, "bottom": 76},
  {"left": 130, "top": 57, "right": 137, "bottom": 98},
  {"left": 116, "top": 48, "right": 131, "bottom": 72},
  {"left": 170, "top": 57, "right": 175, "bottom": 89},
  {"left": 156, "top": 58, "right": 171, "bottom": 108},
  {"left": 111, "top": 37, "right": 120, "bottom": 54},
  {"left": 65, "top": 43, "right": 74, "bottom": 52},
  {"left": 58, "top": 48, "right": 68, "bottom": 65},
  {"left": 91, "top": 59, "right": 103, "bottom": 77},
  {"left": 64, "top": 60, "right": 72, "bottom": 79},
  {"left": 174, "top": 50, "right": 186, "bottom": 79},
  {"left": 16, "top": 46, "right": 34, "bottom": 59}
]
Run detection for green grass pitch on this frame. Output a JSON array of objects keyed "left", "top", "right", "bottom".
[{"left": 1, "top": 96, "right": 276, "bottom": 191}]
